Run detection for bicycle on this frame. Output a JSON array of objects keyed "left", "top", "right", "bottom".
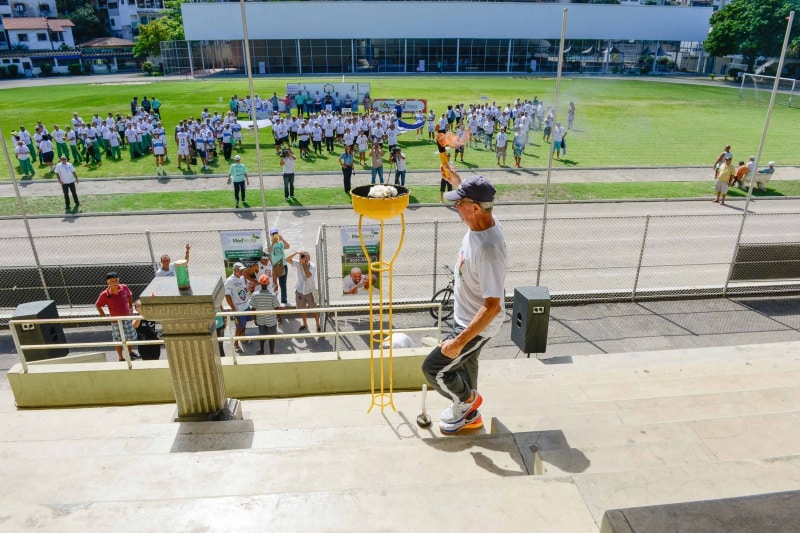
[{"left": 430, "top": 265, "right": 455, "bottom": 321}]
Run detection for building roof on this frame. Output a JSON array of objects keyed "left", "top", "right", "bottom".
[
  {"left": 78, "top": 37, "right": 136, "bottom": 48},
  {"left": 1, "top": 17, "right": 75, "bottom": 31}
]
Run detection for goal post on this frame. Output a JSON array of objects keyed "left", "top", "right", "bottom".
[{"left": 739, "top": 73, "right": 798, "bottom": 107}]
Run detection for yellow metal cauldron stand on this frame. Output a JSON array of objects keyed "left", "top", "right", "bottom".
[{"left": 350, "top": 185, "right": 409, "bottom": 413}]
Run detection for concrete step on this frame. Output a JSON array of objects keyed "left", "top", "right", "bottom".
[
  {"left": 0, "top": 476, "right": 599, "bottom": 533},
  {"left": 3, "top": 342, "right": 800, "bottom": 531},
  {"left": 574, "top": 456, "right": 800, "bottom": 525}
]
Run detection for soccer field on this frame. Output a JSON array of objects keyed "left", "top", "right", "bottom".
[{"left": 0, "top": 75, "right": 796, "bottom": 181}]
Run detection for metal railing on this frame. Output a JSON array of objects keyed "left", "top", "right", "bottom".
[
  {"left": 9, "top": 303, "right": 443, "bottom": 373},
  {"left": 3, "top": 212, "right": 800, "bottom": 324}
]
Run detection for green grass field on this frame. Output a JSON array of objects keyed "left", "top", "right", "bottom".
[{"left": 1, "top": 75, "right": 797, "bottom": 182}]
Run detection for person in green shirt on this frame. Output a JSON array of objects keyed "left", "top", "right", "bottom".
[
  {"left": 227, "top": 155, "right": 249, "bottom": 208},
  {"left": 294, "top": 93, "right": 304, "bottom": 118}
]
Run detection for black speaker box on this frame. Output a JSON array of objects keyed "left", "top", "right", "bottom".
[
  {"left": 13, "top": 300, "right": 69, "bottom": 361},
  {"left": 510, "top": 286, "right": 550, "bottom": 354}
]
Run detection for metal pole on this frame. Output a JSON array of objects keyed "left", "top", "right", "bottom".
[
  {"left": 536, "top": 8, "right": 567, "bottom": 286},
  {"left": 0, "top": 126, "right": 50, "bottom": 300},
  {"left": 632, "top": 215, "right": 651, "bottom": 302},
  {"left": 724, "top": 11, "right": 794, "bottom": 294},
  {"left": 145, "top": 229, "right": 157, "bottom": 274},
  {"left": 239, "top": 0, "right": 270, "bottom": 237},
  {"left": 9, "top": 322, "right": 29, "bottom": 373},
  {"left": 432, "top": 219, "right": 439, "bottom": 295},
  {"left": 187, "top": 41, "right": 194, "bottom": 78}
]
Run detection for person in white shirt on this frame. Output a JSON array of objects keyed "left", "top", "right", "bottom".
[
  {"left": 286, "top": 250, "right": 320, "bottom": 332},
  {"left": 155, "top": 243, "right": 191, "bottom": 277},
  {"left": 495, "top": 128, "right": 509, "bottom": 166},
  {"left": 15, "top": 139, "right": 35, "bottom": 178},
  {"left": 225, "top": 262, "right": 251, "bottom": 353},
  {"left": 51, "top": 125, "right": 69, "bottom": 161},
  {"left": 54, "top": 156, "right": 79, "bottom": 210},
  {"left": 279, "top": 147, "right": 297, "bottom": 201},
  {"left": 392, "top": 148, "right": 407, "bottom": 186},
  {"left": 422, "top": 171, "right": 506, "bottom": 434}
]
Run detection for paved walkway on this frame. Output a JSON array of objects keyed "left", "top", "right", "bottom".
[{"left": 2, "top": 165, "right": 798, "bottom": 198}]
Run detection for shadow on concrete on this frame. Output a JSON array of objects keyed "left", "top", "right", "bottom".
[
  {"left": 492, "top": 417, "right": 591, "bottom": 475},
  {"left": 170, "top": 419, "right": 255, "bottom": 453},
  {"left": 421, "top": 430, "right": 529, "bottom": 478}
]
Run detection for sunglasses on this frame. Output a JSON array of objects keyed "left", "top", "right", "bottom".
[{"left": 453, "top": 199, "right": 476, "bottom": 208}]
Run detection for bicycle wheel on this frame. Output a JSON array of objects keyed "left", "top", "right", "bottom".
[{"left": 430, "top": 287, "right": 454, "bottom": 321}]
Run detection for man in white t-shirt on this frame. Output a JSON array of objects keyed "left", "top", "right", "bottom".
[
  {"left": 225, "top": 262, "right": 251, "bottom": 352},
  {"left": 286, "top": 250, "right": 320, "bottom": 333},
  {"left": 422, "top": 170, "right": 507, "bottom": 434},
  {"left": 54, "top": 156, "right": 80, "bottom": 210},
  {"left": 155, "top": 243, "right": 191, "bottom": 277}
]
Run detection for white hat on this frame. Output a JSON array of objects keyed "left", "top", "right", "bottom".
[{"left": 234, "top": 155, "right": 241, "bottom": 161}]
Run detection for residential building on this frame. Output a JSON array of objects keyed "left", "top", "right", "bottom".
[{"left": 94, "top": 0, "right": 167, "bottom": 41}]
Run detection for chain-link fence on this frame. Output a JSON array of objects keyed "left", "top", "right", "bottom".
[{"left": 2, "top": 212, "right": 799, "bottom": 324}]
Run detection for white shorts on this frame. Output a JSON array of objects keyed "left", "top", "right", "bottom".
[
  {"left": 177, "top": 147, "right": 189, "bottom": 156},
  {"left": 153, "top": 148, "right": 165, "bottom": 156},
  {"left": 714, "top": 180, "right": 729, "bottom": 194}
]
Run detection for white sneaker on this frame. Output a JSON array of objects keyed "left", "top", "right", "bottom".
[{"left": 440, "top": 390, "right": 482, "bottom": 423}]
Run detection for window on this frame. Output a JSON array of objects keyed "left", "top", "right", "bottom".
[
  {"left": 109, "top": 2, "right": 118, "bottom": 7},
  {"left": 0, "top": 0, "right": 10, "bottom": 6},
  {"left": 111, "top": 19, "right": 116, "bottom": 26},
  {"left": 18, "top": 34, "right": 29, "bottom": 42},
  {"left": 37, "top": 33, "right": 48, "bottom": 41}
]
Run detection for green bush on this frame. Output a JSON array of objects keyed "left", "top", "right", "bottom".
[
  {"left": 640, "top": 65, "right": 651, "bottom": 75},
  {"left": 82, "top": 62, "right": 92, "bottom": 74},
  {"left": 40, "top": 62, "right": 54, "bottom": 75},
  {"left": 727, "top": 67, "right": 742, "bottom": 81},
  {"left": 68, "top": 62, "right": 82, "bottom": 75},
  {"left": 141, "top": 60, "right": 154, "bottom": 75},
  {"left": 7, "top": 64, "right": 19, "bottom": 77},
  {"left": 0, "top": 65, "right": 6, "bottom": 79}
]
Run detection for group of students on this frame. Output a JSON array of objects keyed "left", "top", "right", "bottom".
[
  {"left": 12, "top": 106, "right": 169, "bottom": 178},
  {"left": 223, "top": 228, "right": 321, "bottom": 356}
]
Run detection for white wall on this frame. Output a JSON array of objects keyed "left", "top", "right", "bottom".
[{"left": 183, "top": 2, "right": 713, "bottom": 42}]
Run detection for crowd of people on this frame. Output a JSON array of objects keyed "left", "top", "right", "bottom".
[{"left": 12, "top": 96, "right": 166, "bottom": 178}]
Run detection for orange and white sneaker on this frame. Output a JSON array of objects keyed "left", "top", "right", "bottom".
[
  {"left": 439, "top": 410, "right": 483, "bottom": 434},
  {"left": 440, "top": 390, "right": 482, "bottom": 424}
]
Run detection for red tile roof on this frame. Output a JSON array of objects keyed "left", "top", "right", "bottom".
[
  {"left": 79, "top": 37, "right": 136, "bottom": 48},
  {"left": 1, "top": 17, "right": 74, "bottom": 31}
]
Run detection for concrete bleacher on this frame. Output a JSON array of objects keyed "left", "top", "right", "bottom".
[{"left": 2, "top": 340, "right": 800, "bottom": 531}]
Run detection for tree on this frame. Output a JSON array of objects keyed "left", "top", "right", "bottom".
[
  {"left": 69, "top": 3, "right": 109, "bottom": 44},
  {"left": 132, "top": 0, "right": 185, "bottom": 58},
  {"left": 704, "top": 0, "right": 800, "bottom": 73}
]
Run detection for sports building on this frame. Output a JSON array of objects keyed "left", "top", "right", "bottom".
[{"left": 164, "top": 1, "right": 714, "bottom": 76}]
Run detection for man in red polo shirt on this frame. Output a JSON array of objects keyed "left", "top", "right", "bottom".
[{"left": 95, "top": 272, "right": 139, "bottom": 361}]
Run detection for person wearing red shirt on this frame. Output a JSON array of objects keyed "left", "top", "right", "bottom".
[{"left": 95, "top": 272, "right": 139, "bottom": 361}]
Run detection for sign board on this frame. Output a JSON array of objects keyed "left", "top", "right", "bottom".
[
  {"left": 219, "top": 229, "right": 264, "bottom": 277},
  {"left": 340, "top": 225, "right": 380, "bottom": 296}
]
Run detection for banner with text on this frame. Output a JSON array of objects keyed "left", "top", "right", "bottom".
[{"left": 219, "top": 229, "right": 264, "bottom": 277}]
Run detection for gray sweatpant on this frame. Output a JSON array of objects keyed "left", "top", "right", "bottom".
[{"left": 421, "top": 325, "right": 489, "bottom": 404}]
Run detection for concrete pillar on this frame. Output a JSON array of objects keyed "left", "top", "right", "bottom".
[{"left": 140, "top": 275, "right": 241, "bottom": 422}]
